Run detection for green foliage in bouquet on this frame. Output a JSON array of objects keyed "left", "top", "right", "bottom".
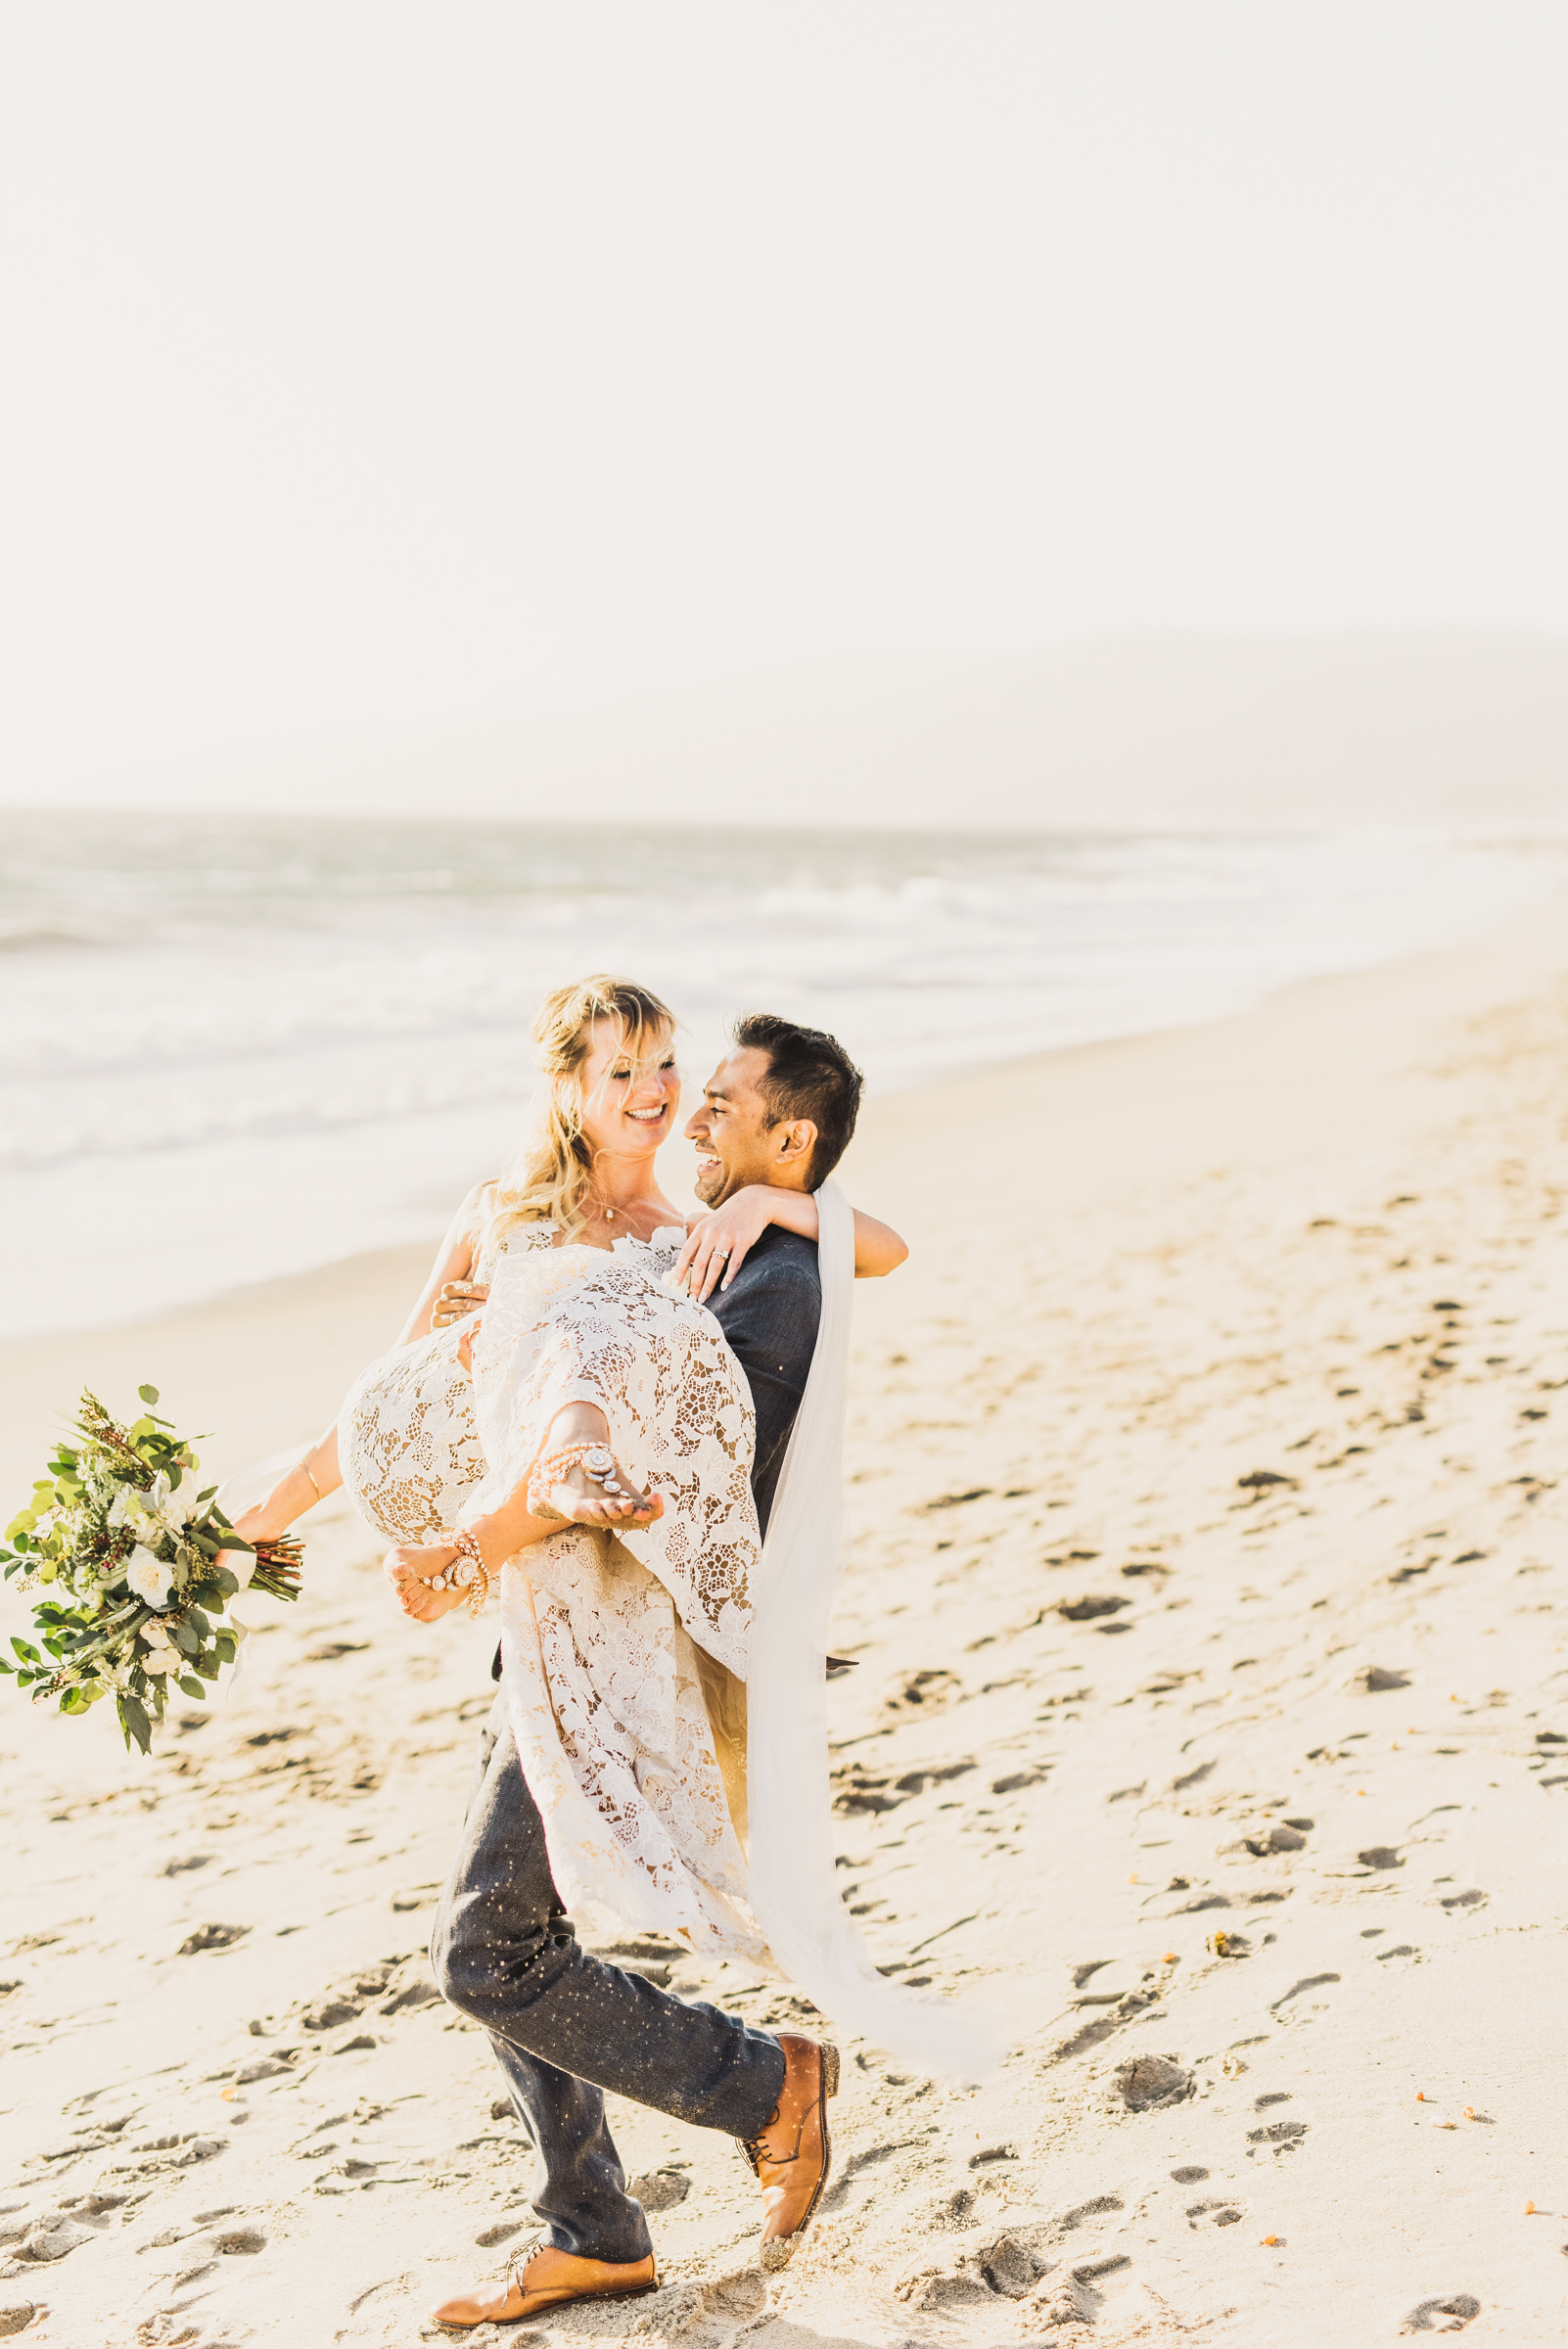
[{"left": 0, "top": 1386, "right": 301, "bottom": 1754}]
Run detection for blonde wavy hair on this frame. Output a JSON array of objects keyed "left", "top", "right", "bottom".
[{"left": 486, "top": 974, "right": 677, "bottom": 1245}]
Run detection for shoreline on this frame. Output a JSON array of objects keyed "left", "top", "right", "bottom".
[
  {"left": 4, "top": 827, "right": 1562, "bottom": 1354},
  {"left": 5, "top": 878, "right": 1568, "bottom": 2337},
  {"left": 4, "top": 876, "right": 1564, "bottom": 1501}
]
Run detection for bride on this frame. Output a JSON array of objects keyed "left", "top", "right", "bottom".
[
  {"left": 228, "top": 977, "right": 887, "bottom": 1923},
  {"left": 229, "top": 972, "right": 997, "bottom": 2084}
]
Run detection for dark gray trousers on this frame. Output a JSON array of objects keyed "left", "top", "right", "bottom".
[{"left": 430, "top": 1695, "right": 787, "bottom": 2264}]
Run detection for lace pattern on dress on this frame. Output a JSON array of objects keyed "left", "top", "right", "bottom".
[
  {"left": 498, "top": 1524, "right": 763, "bottom": 1958},
  {"left": 472, "top": 1226, "right": 757, "bottom": 1679},
  {"left": 471, "top": 1222, "right": 762, "bottom": 1954},
  {"left": 341, "top": 1215, "right": 764, "bottom": 1957},
  {"left": 336, "top": 1221, "right": 512, "bottom": 1544}
]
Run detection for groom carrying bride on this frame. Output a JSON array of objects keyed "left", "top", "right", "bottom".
[{"left": 385, "top": 1010, "right": 898, "bottom": 2327}]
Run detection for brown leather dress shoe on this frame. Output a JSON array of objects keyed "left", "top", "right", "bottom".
[
  {"left": 742, "top": 2032, "right": 841, "bottom": 2273},
  {"left": 431, "top": 2242, "right": 659, "bottom": 2327}
]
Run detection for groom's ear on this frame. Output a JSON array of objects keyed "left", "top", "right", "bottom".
[{"left": 768, "top": 1116, "right": 818, "bottom": 1185}]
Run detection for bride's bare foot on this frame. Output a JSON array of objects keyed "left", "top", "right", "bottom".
[
  {"left": 529, "top": 1405, "right": 663, "bottom": 1530},
  {"left": 540, "top": 1450, "right": 664, "bottom": 1529}
]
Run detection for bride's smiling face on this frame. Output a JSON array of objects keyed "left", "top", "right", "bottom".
[{"left": 576, "top": 1017, "right": 680, "bottom": 1165}]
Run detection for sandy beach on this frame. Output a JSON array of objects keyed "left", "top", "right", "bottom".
[{"left": 6, "top": 895, "right": 1568, "bottom": 2346}]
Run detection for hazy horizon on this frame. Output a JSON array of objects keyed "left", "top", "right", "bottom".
[
  {"left": 10, "top": 628, "right": 1564, "bottom": 832},
  {"left": 4, "top": 6, "right": 1567, "bottom": 828}
]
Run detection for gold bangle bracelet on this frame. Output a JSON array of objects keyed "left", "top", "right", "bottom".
[{"left": 299, "top": 1461, "right": 323, "bottom": 1503}]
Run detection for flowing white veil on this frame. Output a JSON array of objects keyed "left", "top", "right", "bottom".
[
  {"left": 214, "top": 1450, "right": 304, "bottom": 1534},
  {"left": 744, "top": 1181, "right": 1007, "bottom": 2084}
]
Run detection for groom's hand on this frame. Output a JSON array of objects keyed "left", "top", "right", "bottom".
[
  {"left": 384, "top": 1543, "right": 468, "bottom": 1622},
  {"left": 433, "top": 1279, "right": 489, "bottom": 1330}
]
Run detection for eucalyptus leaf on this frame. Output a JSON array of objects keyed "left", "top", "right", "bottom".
[{"left": 117, "top": 1693, "right": 152, "bottom": 1754}]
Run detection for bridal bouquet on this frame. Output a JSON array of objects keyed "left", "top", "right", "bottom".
[{"left": 0, "top": 1386, "right": 301, "bottom": 1753}]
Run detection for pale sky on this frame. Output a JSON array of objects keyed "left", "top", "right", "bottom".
[{"left": 3, "top": 4, "right": 1567, "bottom": 810}]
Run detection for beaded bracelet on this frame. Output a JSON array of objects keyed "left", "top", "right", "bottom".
[
  {"left": 526, "top": 1441, "right": 627, "bottom": 1520},
  {"left": 454, "top": 1527, "right": 490, "bottom": 1617},
  {"left": 427, "top": 1527, "right": 490, "bottom": 1617}
]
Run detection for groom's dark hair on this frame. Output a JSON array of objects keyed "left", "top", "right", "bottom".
[{"left": 731, "top": 1012, "right": 864, "bottom": 1185}]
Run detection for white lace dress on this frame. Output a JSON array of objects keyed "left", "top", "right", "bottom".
[
  {"left": 340, "top": 1221, "right": 765, "bottom": 1961},
  {"left": 337, "top": 1223, "right": 507, "bottom": 1545}
]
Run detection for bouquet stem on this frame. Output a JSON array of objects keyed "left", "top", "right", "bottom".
[{"left": 248, "top": 1535, "right": 303, "bottom": 1604}]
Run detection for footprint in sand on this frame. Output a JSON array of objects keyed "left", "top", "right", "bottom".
[
  {"left": 1112, "top": 2054, "right": 1193, "bottom": 2111},
  {"left": 1053, "top": 2195, "right": 1126, "bottom": 2233},
  {"left": 1247, "top": 2120, "right": 1310, "bottom": 2154},
  {"left": 1403, "top": 2290, "right": 1481, "bottom": 2331},
  {"left": 1270, "top": 1972, "right": 1339, "bottom": 2016},
  {"left": 1056, "top": 1592, "right": 1131, "bottom": 1624},
  {"left": 627, "top": 2168, "right": 691, "bottom": 2213},
  {"left": 883, "top": 1668, "right": 961, "bottom": 1715},
  {"left": 475, "top": 2216, "right": 530, "bottom": 2246},
  {"left": 211, "top": 2226, "right": 265, "bottom": 2254},
  {"left": 1186, "top": 2198, "right": 1244, "bottom": 2229}
]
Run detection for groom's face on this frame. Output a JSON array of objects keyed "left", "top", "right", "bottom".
[{"left": 686, "top": 1047, "right": 804, "bottom": 1206}]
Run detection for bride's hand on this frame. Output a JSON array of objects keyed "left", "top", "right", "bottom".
[
  {"left": 433, "top": 1279, "right": 489, "bottom": 1330},
  {"left": 384, "top": 1544, "right": 468, "bottom": 1622},
  {"left": 674, "top": 1188, "right": 775, "bottom": 1302}
]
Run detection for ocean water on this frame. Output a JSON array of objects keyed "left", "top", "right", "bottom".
[{"left": 0, "top": 811, "right": 1557, "bottom": 1338}]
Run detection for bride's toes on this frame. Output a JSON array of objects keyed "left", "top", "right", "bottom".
[{"left": 557, "top": 1452, "right": 657, "bottom": 1526}]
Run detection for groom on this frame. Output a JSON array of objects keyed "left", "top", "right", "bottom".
[{"left": 386, "top": 1014, "right": 884, "bottom": 2326}]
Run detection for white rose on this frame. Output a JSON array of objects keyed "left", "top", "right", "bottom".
[
  {"left": 111, "top": 1473, "right": 197, "bottom": 1543},
  {"left": 156, "top": 1473, "right": 200, "bottom": 1530},
  {"left": 138, "top": 1621, "right": 180, "bottom": 1677},
  {"left": 127, "top": 1544, "right": 174, "bottom": 1609}
]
